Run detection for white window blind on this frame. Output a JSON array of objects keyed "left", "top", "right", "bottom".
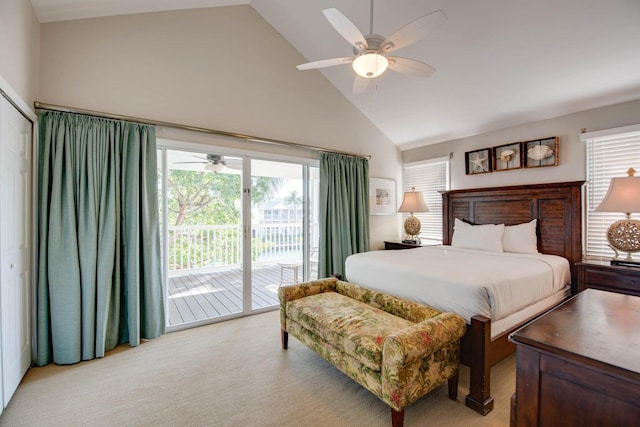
[
  {"left": 402, "top": 157, "right": 450, "bottom": 243},
  {"left": 583, "top": 125, "right": 640, "bottom": 260}
]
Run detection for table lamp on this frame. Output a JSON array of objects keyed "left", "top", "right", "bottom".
[
  {"left": 398, "top": 186, "right": 429, "bottom": 243},
  {"left": 595, "top": 167, "right": 640, "bottom": 266}
]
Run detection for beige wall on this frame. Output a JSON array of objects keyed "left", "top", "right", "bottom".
[
  {"left": 0, "top": 0, "right": 40, "bottom": 107},
  {"left": 43, "top": 5, "right": 638, "bottom": 244},
  {"left": 403, "top": 99, "right": 640, "bottom": 190},
  {"left": 39, "top": 6, "right": 402, "bottom": 248}
]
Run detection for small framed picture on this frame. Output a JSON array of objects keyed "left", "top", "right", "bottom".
[
  {"left": 493, "top": 142, "right": 522, "bottom": 171},
  {"left": 369, "top": 177, "right": 396, "bottom": 215},
  {"left": 524, "top": 137, "right": 559, "bottom": 168},
  {"left": 465, "top": 148, "right": 492, "bottom": 175}
]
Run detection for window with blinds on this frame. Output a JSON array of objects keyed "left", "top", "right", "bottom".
[
  {"left": 402, "top": 157, "right": 450, "bottom": 244},
  {"left": 583, "top": 124, "right": 640, "bottom": 260}
]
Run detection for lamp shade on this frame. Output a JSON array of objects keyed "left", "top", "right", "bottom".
[
  {"left": 352, "top": 53, "right": 389, "bottom": 79},
  {"left": 595, "top": 168, "right": 640, "bottom": 213},
  {"left": 398, "top": 187, "right": 429, "bottom": 213}
]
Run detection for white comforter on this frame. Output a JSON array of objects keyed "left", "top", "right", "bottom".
[{"left": 344, "top": 246, "right": 570, "bottom": 323}]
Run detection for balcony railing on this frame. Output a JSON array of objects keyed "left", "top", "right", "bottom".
[{"left": 167, "top": 223, "right": 305, "bottom": 274}]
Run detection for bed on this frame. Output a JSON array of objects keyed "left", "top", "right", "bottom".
[{"left": 345, "top": 181, "right": 584, "bottom": 415}]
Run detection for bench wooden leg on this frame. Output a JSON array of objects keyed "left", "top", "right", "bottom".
[
  {"left": 281, "top": 329, "right": 288, "bottom": 349},
  {"left": 448, "top": 372, "right": 459, "bottom": 400},
  {"left": 391, "top": 408, "right": 404, "bottom": 427}
]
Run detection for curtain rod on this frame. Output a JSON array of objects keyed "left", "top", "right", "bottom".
[{"left": 33, "top": 101, "right": 372, "bottom": 160}]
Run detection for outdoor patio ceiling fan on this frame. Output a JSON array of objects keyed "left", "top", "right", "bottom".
[
  {"left": 296, "top": 0, "right": 447, "bottom": 94},
  {"left": 174, "top": 154, "right": 241, "bottom": 173}
]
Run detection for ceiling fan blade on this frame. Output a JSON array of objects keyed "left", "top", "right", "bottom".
[
  {"left": 297, "top": 57, "right": 354, "bottom": 71},
  {"left": 387, "top": 57, "right": 436, "bottom": 77},
  {"left": 173, "top": 161, "right": 208, "bottom": 164},
  {"left": 223, "top": 158, "right": 242, "bottom": 170},
  {"left": 352, "top": 75, "right": 370, "bottom": 94},
  {"left": 381, "top": 10, "right": 447, "bottom": 53},
  {"left": 323, "top": 8, "right": 368, "bottom": 49}
]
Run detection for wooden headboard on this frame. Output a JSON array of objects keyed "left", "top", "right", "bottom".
[{"left": 442, "top": 181, "right": 584, "bottom": 288}]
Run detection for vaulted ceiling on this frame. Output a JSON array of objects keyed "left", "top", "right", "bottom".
[{"left": 30, "top": 0, "right": 640, "bottom": 150}]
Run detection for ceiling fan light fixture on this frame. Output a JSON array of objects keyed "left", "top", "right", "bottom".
[
  {"left": 352, "top": 53, "right": 388, "bottom": 78},
  {"left": 205, "top": 163, "right": 225, "bottom": 173}
]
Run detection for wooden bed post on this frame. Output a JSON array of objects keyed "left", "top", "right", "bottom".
[{"left": 465, "top": 315, "right": 494, "bottom": 415}]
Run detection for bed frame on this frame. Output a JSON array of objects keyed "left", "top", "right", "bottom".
[{"left": 441, "top": 180, "right": 583, "bottom": 415}]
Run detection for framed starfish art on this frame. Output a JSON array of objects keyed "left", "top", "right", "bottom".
[{"left": 465, "top": 148, "right": 492, "bottom": 175}]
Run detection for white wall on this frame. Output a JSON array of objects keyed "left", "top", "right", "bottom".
[
  {"left": 0, "top": 1, "right": 38, "bottom": 411},
  {"left": 403, "top": 99, "right": 640, "bottom": 190},
  {"left": 0, "top": 0, "right": 40, "bottom": 107},
  {"left": 39, "top": 6, "right": 402, "bottom": 249}
]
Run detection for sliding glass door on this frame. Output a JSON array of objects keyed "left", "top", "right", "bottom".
[
  {"left": 161, "top": 149, "right": 245, "bottom": 327},
  {"left": 249, "top": 160, "right": 319, "bottom": 310},
  {"left": 159, "top": 144, "right": 318, "bottom": 330}
]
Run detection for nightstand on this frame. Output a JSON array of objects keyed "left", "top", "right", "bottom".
[
  {"left": 576, "top": 260, "right": 640, "bottom": 296},
  {"left": 384, "top": 240, "right": 427, "bottom": 250}
]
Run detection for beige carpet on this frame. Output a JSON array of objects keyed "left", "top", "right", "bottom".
[{"left": 0, "top": 310, "right": 513, "bottom": 427}]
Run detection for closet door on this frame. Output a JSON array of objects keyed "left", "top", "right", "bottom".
[{"left": 0, "top": 95, "right": 32, "bottom": 410}]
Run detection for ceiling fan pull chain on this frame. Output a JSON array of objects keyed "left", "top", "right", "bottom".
[{"left": 369, "top": 0, "right": 374, "bottom": 35}]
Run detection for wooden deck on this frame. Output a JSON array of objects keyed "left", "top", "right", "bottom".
[{"left": 167, "top": 264, "right": 303, "bottom": 327}]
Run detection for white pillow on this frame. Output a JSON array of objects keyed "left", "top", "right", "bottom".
[
  {"left": 503, "top": 219, "right": 539, "bottom": 254},
  {"left": 451, "top": 218, "right": 505, "bottom": 252}
]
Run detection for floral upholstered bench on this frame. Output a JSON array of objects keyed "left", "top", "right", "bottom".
[{"left": 278, "top": 277, "right": 466, "bottom": 427}]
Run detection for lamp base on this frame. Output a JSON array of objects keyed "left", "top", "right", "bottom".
[
  {"left": 606, "top": 218, "right": 640, "bottom": 268},
  {"left": 607, "top": 218, "right": 640, "bottom": 253},
  {"left": 403, "top": 214, "right": 422, "bottom": 239},
  {"left": 402, "top": 239, "right": 419, "bottom": 244}
]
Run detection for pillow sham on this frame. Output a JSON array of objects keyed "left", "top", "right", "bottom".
[
  {"left": 503, "top": 219, "right": 538, "bottom": 254},
  {"left": 451, "top": 218, "right": 505, "bottom": 252}
]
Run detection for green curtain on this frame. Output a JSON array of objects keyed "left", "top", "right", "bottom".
[
  {"left": 318, "top": 153, "right": 370, "bottom": 278},
  {"left": 36, "top": 111, "right": 164, "bottom": 366}
]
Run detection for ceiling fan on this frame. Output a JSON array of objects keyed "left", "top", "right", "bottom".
[
  {"left": 296, "top": 1, "right": 447, "bottom": 93},
  {"left": 173, "top": 154, "right": 240, "bottom": 173}
]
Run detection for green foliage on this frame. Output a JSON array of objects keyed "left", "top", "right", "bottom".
[
  {"left": 284, "top": 190, "right": 302, "bottom": 207},
  {"left": 166, "top": 169, "right": 241, "bottom": 226},
  {"left": 162, "top": 168, "right": 285, "bottom": 269},
  {"left": 251, "top": 175, "right": 283, "bottom": 206},
  {"left": 164, "top": 169, "right": 284, "bottom": 226}
]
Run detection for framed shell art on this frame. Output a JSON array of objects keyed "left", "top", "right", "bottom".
[
  {"left": 465, "top": 148, "right": 492, "bottom": 175},
  {"left": 369, "top": 177, "right": 396, "bottom": 215},
  {"left": 524, "top": 137, "right": 559, "bottom": 168},
  {"left": 493, "top": 142, "right": 522, "bottom": 171}
]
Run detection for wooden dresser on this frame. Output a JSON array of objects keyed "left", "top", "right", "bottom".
[{"left": 510, "top": 289, "right": 640, "bottom": 427}]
